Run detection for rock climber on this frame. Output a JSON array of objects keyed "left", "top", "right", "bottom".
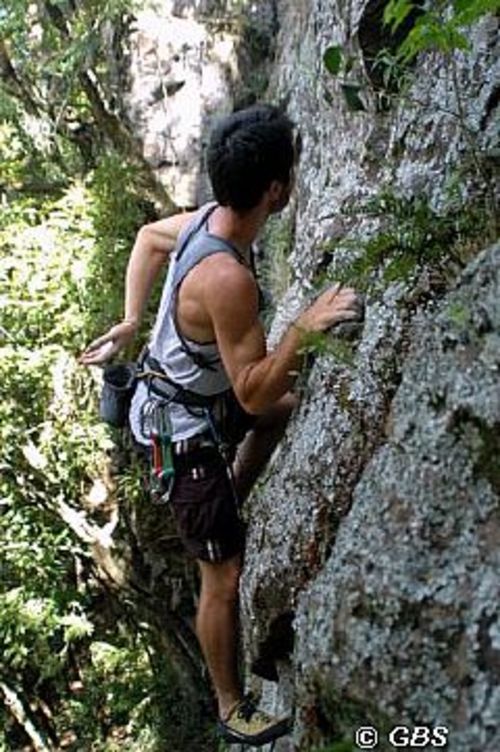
[{"left": 80, "top": 104, "right": 361, "bottom": 747}]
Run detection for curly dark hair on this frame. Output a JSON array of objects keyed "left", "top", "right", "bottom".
[{"left": 206, "top": 104, "right": 296, "bottom": 211}]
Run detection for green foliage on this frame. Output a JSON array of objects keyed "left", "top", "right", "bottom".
[
  {"left": 259, "top": 213, "right": 294, "bottom": 321},
  {"left": 339, "top": 84, "right": 366, "bottom": 112},
  {"left": 323, "top": 46, "right": 343, "bottom": 76},
  {"left": 84, "top": 154, "right": 152, "bottom": 341},
  {"left": 1, "top": 190, "right": 93, "bottom": 349},
  {"left": 0, "top": 4, "right": 182, "bottom": 750},
  {"left": 323, "top": 0, "right": 498, "bottom": 112},
  {"left": 0, "top": 169, "right": 163, "bottom": 749},
  {"left": 57, "top": 636, "right": 158, "bottom": 750},
  {"left": 384, "top": 0, "right": 500, "bottom": 62},
  {"left": 445, "top": 301, "right": 472, "bottom": 329},
  {"left": 298, "top": 330, "right": 356, "bottom": 366},
  {"left": 322, "top": 45, "right": 367, "bottom": 112},
  {"left": 1, "top": 0, "right": 133, "bottom": 94},
  {"left": 316, "top": 189, "right": 492, "bottom": 294}
]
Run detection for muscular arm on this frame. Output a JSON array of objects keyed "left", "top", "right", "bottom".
[
  {"left": 206, "top": 259, "right": 361, "bottom": 414},
  {"left": 124, "top": 211, "right": 196, "bottom": 326},
  {"left": 79, "top": 210, "right": 195, "bottom": 364}
]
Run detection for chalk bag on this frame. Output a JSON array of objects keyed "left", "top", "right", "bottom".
[{"left": 99, "top": 362, "right": 137, "bottom": 428}]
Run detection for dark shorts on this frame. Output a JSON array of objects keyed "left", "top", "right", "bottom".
[
  {"left": 135, "top": 390, "right": 256, "bottom": 564},
  {"left": 171, "top": 448, "right": 246, "bottom": 563}
]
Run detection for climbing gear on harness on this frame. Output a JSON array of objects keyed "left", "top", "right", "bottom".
[
  {"left": 138, "top": 353, "right": 237, "bottom": 507},
  {"left": 216, "top": 693, "right": 292, "bottom": 748},
  {"left": 140, "top": 398, "right": 176, "bottom": 504},
  {"left": 99, "top": 347, "right": 243, "bottom": 512},
  {"left": 140, "top": 356, "right": 233, "bottom": 504}
]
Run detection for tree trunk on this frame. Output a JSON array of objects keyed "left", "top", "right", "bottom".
[
  {"left": 42, "top": 1, "right": 176, "bottom": 213},
  {"left": 0, "top": 39, "right": 42, "bottom": 117},
  {"left": 0, "top": 682, "right": 55, "bottom": 752}
]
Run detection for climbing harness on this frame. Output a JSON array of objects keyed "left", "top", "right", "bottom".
[
  {"left": 101, "top": 203, "right": 263, "bottom": 503},
  {"left": 137, "top": 351, "right": 238, "bottom": 507}
]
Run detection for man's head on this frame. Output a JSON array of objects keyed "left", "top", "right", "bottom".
[{"left": 206, "top": 104, "right": 296, "bottom": 213}]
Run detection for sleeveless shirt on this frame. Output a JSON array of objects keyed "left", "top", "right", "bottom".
[{"left": 129, "top": 203, "right": 256, "bottom": 445}]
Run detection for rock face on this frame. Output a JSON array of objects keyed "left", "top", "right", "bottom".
[
  {"left": 124, "top": 0, "right": 238, "bottom": 207},
  {"left": 235, "top": 2, "right": 500, "bottom": 751},
  {"left": 124, "top": 0, "right": 276, "bottom": 206},
  {"left": 120, "top": 1, "right": 499, "bottom": 749},
  {"left": 241, "top": 241, "right": 500, "bottom": 751},
  {"left": 292, "top": 244, "right": 500, "bottom": 751}
]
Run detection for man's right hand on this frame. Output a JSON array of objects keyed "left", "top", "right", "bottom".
[
  {"left": 78, "top": 320, "right": 138, "bottom": 365},
  {"left": 297, "top": 284, "right": 363, "bottom": 333}
]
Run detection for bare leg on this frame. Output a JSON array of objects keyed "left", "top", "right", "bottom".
[
  {"left": 196, "top": 395, "right": 296, "bottom": 720},
  {"left": 233, "top": 392, "right": 298, "bottom": 502},
  {"left": 196, "top": 554, "right": 242, "bottom": 719}
]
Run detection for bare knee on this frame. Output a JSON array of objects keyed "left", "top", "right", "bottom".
[
  {"left": 255, "top": 391, "right": 298, "bottom": 430},
  {"left": 277, "top": 391, "right": 299, "bottom": 419},
  {"left": 199, "top": 555, "right": 241, "bottom": 605}
]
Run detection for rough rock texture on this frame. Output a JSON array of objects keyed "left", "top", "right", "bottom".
[
  {"left": 293, "top": 243, "right": 500, "bottom": 751},
  {"left": 118, "top": 1, "right": 499, "bottom": 749},
  {"left": 124, "top": 0, "right": 237, "bottom": 206},
  {"left": 124, "top": 0, "right": 276, "bottom": 206},
  {"left": 236, "top": 2, "right": 500, "bottom": 751}
]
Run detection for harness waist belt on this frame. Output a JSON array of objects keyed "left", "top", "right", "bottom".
[
  {"left": 172, "top": 431, "right": 216, "bottom": 454},
  {"left": 143, "top": 353, "right": 229, "bottom": 409}
]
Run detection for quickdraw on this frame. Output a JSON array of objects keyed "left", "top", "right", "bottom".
[{"left": 141, "top": 399, "right": 175, "bottom": 505}]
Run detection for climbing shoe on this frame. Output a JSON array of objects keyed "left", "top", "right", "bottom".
[{"left": 217, "top": 693, "right": 292, "bottom": 747}]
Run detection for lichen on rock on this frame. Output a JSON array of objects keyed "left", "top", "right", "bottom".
[{"left": 236, "top": 2, "right": 499, "bottom": 750}]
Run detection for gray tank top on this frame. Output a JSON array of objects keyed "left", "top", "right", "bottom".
[{"left": 129, "top": 203, "right": 251, "bottom": 445}]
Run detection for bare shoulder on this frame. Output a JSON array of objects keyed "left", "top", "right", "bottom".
[
  {"left": 141, "top": 210, "right": 197, "bottom": 251},
  {"left": 203, "top": 253, "right": 258, "bottom": 314}
]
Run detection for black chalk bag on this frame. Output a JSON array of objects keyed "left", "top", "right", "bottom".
[{"left": 99, "top": 362, "right": 137, "bottom": 428}]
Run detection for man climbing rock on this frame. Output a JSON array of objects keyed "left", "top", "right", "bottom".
[{"left": 80, "top": 104, "right": 361, "bottom": 747}]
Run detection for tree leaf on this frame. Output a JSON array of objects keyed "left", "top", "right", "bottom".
[
  {"left": 453, "top": 0, "right": 500, "bottom": 26},
  {"left": 384, "top": 0, "right": 415, "bottom": 31},
  {"left": 323, "top": 45, "right": 343, "bottom": 76},
  {"left": 341, "top": 84, "right": 367, "bottom": 112}
]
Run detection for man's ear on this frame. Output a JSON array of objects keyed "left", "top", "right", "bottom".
[
  {"left": 268, "top": 180, "right": 284, "bottom": 201},
  {"left": 266, "top": 179, "right": 290, "bottom": 214}
]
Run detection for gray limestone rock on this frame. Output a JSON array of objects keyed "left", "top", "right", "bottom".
[
  {"left": 237, "top": 2, "right": 500, "bottom": 750},
  {"left": 293, "top": 243, "right": 500, "bottom": 751},
  {"left": 123, "top": 0, "right": 277, "bottom": 207}
]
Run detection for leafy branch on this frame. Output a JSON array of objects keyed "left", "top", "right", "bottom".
[
  {"left": 384, "top": 0, "right": 500, "bottom": 62},
  {"left": 323, "top": 0, "right": 499, "bottom": 112}
]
